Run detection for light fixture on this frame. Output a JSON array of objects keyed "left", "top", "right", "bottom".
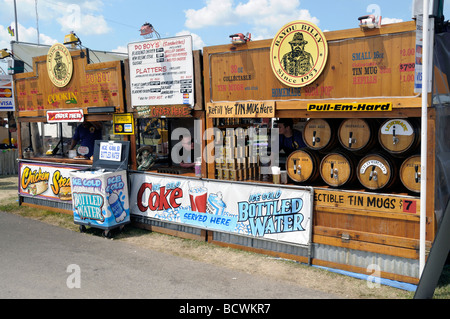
[
  {"left": 230, "top": 33, "right": 251, "bottom": 44},
  {"left": 87, "top": 106, "right": 116, "bottom": 114},
  {"left": 140, "top": 22, "right": 160, "bottom": 39},
  {"left": 63, "top": 31, "right": 86, "bottom": 58},
  {"left": 0, "top": 49, "right": 11, "bottom": 60},
  {"left": 0, "top": 49, "right": 25, "bottom": 74},
  {"left": 358, "top": 14, "right": 382, "bottom": 30},
  {"left": 64, "top": 31, "right": 81, "bottom": 47}
]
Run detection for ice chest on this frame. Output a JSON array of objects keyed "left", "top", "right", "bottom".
[{"left": 70, "top": 140, "right": 130, "bottom": 237}]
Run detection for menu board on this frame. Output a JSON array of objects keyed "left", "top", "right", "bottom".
[
  {"left": 14, "top": 52, "right": 124, "bottom": 117},
  {"left": 127, "top": 35, "right": 194, "bottom": 107}
]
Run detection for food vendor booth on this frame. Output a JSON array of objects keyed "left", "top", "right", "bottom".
[
  {"left": 14, "top": 42, "right": 130, "bottom": 213},
  {"left": 126, "top": 35, "right": 315, "bottom": 253},
  {"left": 198, "top": 20, "right": 436, "bottom": 285},
  {"left": 126, "top": 35, "right": 214, "bottom": 240}
]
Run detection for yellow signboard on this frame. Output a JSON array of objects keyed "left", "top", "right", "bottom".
[
  {"left": 307, "top": 102, "right": 393, "bottom": 112},
  {"left": 113, "top": 113, "right": 134, "bottom": 135},
  {"left": 314, "top": 189, "right": 420, "bottom": 215},
  {"left": 270, "top": 20, "right": 328, "bottom": 88},
  {"left": 206, "top": 101, "right": 275, "bottom": 118}
]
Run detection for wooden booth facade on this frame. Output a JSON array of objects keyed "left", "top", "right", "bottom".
[
  {"left": 12, "top": 23, "right": 436, "bottom": 285},
  {"left": 202, "top": 21, "right": 433, "bottom": 284},
  {"left": 14, "top": 43, "right": 130, "bottom": 212}
]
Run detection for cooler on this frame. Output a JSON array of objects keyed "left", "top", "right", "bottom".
[{"left": 70, "top": 140, "right": 130, "bottom": 238}]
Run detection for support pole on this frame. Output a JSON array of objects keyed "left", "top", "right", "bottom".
[
  {"left": 419, "top": 0, "right": 432, "bottom": 277},
  {"left": 13, "top": 0, "right": 18, "bottom": 42}
]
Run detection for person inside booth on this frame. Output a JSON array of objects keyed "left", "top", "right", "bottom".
[
  {"left": 178, "top": 135, "right": 195, "bottom": 169},
  {"left": 70, "top": 121, "right": 102, "bottom": 159},
  {"left": 275, "top": 118, "right": 306, "bottom": 157}
]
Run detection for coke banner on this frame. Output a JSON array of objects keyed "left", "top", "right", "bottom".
[{"left": 129, "top": 173, "right": 313, "bottom": 246}]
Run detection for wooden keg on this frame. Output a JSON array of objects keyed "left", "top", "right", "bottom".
[
  {"left": 303, "top": 118, "right": 339, "bottom": 152},
  {"left": 319, "top": 150, "right": 356, "bottom": 187},
  {"left": 399, "top": 155, "right": 421, "bottom": 193},
  {"left": 378, "top": 118, "right": 420, "bottom": 156},
  {"left": 357, "top": 153, "right": 398, "bottom": 191},
  {"left": 338, "top": 118, "right": 377, "bottom": 153},
  {"left": 286, "top": 148, "right": 321, "bottom": 183}
]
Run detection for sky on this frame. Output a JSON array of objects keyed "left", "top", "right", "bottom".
[{"left": 0, "top": 0, "right": 449, "bottom": 72}]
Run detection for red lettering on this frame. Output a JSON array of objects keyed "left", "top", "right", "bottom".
[
  {"left": 136, "top": 66, "right": 167, "bottom": 75},
  {"left": 136, "top": 183, "right": 183, "bottom": 212},
  {"left": 158, "top": 186, "right": 171, "bottom": 210},
  {"left": 170, "top": 188, "right": 183, "bottom": 208},
  {"left": 137, "top": 182, "right": 152, "bottom": 212}
]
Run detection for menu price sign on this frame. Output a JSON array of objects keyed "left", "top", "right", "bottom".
[
  {"left": 99, "top": 142, "right": 122, "bottom": 162},
  {"left": 128, "top": 35, "right": 194, "bottom": 107}
]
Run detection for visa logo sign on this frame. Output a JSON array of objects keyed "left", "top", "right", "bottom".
[{"left": 0, "top": 101, "right": 13, "bottom": 106}]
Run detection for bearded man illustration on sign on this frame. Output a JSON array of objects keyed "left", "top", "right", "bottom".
[
  {"left": 281, "top": 32, "right": 314, "bottom": 76},
  {"left": 53, "top": 51, "right": 67, "bottom": 81}
]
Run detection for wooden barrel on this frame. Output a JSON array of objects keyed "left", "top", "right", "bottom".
[
  {"left": 357, "top": 153, "right": 398, "bottom": 191},
  {"left": 378, "top": 118, "right": 420, "bottom": 156},
  {"left": 303, "top": 119, "right": 339, "bottom": 152},
  {"left": 319, "top": 150, "right": 357, "bottom": 187},
  {"left": 286, "top": 148, "right": 321, "bottom": 183},
  {"left": 400, "top": 155, "right": 421, "bottom": 193},
  {"left": 338, "top": 118, "right": 378, "bottom": 153}
]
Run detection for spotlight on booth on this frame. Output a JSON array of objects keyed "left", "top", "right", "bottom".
[
  {"left": 64, "top": 31, "right": 81, "bottom": 47},
  {"left": 230, "top": 33, "right": 251, "bottom": 44},
  {"left": 140, "top": 22, "right": 161, "bottom": 39},
  {"left": 358, "top": 14, "right": 382, "bottom": 30},
  {"left": 0, "top": 49, "right": 11, "bottom": 60}
]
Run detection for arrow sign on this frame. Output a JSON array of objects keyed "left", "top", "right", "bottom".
[{"left": 46, "top": 109, "right": 84, "bottom": 123}]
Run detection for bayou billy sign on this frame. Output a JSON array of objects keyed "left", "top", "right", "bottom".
[
  {"left": 130, "top": 173, "right": 313, "bottom": 246},
  {"left": 270, "top": 20, "right": 328, "bottom": 87},
  {"left": 47, "top": 43, "right": 74, "bottom": 88}
]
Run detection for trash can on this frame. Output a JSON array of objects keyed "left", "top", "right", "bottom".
[{"left": 70, "top": 140, "right": 130, "bottom": 238}]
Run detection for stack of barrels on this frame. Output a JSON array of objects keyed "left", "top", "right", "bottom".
[{"left": 286, "top": 118, "right": 421, "bottom": 193}]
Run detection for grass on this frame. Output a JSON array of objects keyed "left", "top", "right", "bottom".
[{"left": 434, "top": 266, "right": 450, "bottom": 299}]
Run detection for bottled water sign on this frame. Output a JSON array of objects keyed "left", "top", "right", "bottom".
[{"left": 99, "top": 142, "right": 122, "bottom": 162}]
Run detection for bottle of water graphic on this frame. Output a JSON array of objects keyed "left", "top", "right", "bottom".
[
  {"left": 206, "top": 192, "right": 226, "bottom": 215},
  {"left": 108, "top": 191, "right": 126, "bottom": 223}
]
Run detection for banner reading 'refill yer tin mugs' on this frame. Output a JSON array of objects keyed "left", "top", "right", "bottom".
[{"left": 129, "top": 173, "right": 313, "bottom": 246}]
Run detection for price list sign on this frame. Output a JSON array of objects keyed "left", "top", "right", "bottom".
[{"left": 127, "top": 35, "right": 194, "bottom": 107}]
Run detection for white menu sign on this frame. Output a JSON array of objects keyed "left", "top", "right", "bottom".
[
  {"left": 99, "top": 142, "right": 122, "bottom": 162},
  {"left": 128, "top": 35, "right": 194, "bottom": 107}
]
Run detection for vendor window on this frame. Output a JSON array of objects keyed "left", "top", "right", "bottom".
[
  {"left": 135, "top": 117, "right": 197, "bottom": 172},
  {"left": 23, "top": 121, "right": 125, "bottom": 158}
]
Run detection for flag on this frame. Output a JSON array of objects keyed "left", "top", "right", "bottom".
[{"left": 7, "top": 26, "right": 14, "bottom": 37}]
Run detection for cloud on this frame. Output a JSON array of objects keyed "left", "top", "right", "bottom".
[
  {"left": 176, "top": 30, "right": 205, "bottom": 51},
  {"left": 185, "top": 0, "right": 235, "bottom": 29},
  {"left": 1, "top": 0, "right": 111, "bottom": 37},
  {"left": 184, "top": 0, "right": 319, "bottom": 40},
  {"left": 0, "top": 22, "right": 57, "bottom": 50},
  {"left": 112, "top": 45, "right": 128, "bottom": 54}
]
